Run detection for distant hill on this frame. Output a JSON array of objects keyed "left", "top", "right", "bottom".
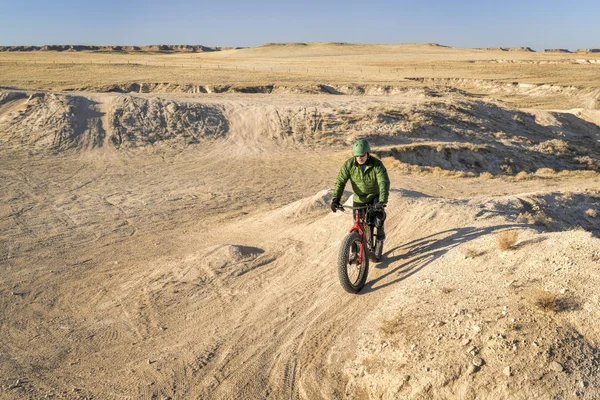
[{"left": 0, "top": 44, "right": 237, "bottom": 52}]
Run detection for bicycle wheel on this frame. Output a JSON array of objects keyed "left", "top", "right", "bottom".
[{"left": 338, "top": 231, "right": 369, "bottom": 293}]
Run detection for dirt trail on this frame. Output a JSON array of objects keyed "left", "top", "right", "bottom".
[
  {"left": 1, "top": 88, "right": 600, "bottom": 399},
  {"left": 85, "top": 93, "right": 114, "bottom": 150},
  {"left": 1, "top": 139, "right": 599, "bottom": 399}
]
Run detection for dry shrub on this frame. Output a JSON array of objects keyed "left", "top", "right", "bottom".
[
  {"left": 533, "top": 211, "right": 552, "bottom": 227},
  {"left": 531, "top": 289, "right": 581, "bottom": 313},
  {"left": 586, "top": 208, "right": 598, "bottom": 218},
  {"left": 516, "top": 212, "right": 534, "bottom": 224},
  {"left": 537, "top": 139, "right": 569, "bottom": 155},
  {"left": 533, "top": 289, "right": 559, "bottom": 312},
  {"left": 535, "top": 168, "right": 557, "bottom": 178},
  {"left": 496, "top": 230, "right": 519, "bottom": 250},
  {"left": 516, "top": 211, "right": 552, "bottom": 227},
  {"left": 514, "top": 171, "right": 530, "bottom": 181},
  {"left": 574, "top": 155, "right": 599, "bottom": 169},
  {"left": 479, "top": 171, "right": 494, "bottom": 179},
  {"left": 500, "top": 164, "right": 514, "bottom": 175}
]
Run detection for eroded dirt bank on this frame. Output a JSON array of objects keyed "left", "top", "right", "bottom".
[{"left": 2, "top": 89, "right": 600, "bottom": 175}]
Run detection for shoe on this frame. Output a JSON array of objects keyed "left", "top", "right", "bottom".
[{"left": 377, "top": 226, "right": 386, "bottom": 241}]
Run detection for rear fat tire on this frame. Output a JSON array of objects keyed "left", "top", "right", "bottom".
[{"left": 338, "top": 231, "right": 369, "bottom": 293}]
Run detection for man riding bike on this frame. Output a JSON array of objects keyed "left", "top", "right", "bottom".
[{"left": 331, "top": 139, "right": 390, "bottom": 241}]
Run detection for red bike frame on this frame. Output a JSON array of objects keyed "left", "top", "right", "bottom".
[{"left": 348, "top": 212, "right": 366, "bottom": 264}]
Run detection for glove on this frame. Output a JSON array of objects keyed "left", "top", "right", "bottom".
[
  {"left": 374, "top": 202, "right": 386, "bottom": 211},
  {"left": 331, "top": 198, "right": 341, "bottom": 213}
]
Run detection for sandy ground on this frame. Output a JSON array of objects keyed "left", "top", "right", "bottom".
[{"left": 1, "top": 44, "right": 600, "bottom": 399}]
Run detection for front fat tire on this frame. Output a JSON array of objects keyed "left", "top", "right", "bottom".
[{"left": 338, "top": 231, "right": 369, "bottom": 293}]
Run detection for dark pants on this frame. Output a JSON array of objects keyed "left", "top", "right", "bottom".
[{"left": 353, "top": 197, "right": 386, "bottom": 228}]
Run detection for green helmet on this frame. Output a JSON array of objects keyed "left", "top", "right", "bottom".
[{"left": 352, "top": 139, "right": 371, "bottom": 156}]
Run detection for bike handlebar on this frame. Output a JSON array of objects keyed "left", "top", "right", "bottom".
[{"left": 334, "top": 204, "right": 386, "bottom": 212}]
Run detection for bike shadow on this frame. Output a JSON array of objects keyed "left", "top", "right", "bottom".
[{"left": 360, "top": 224, "right": 519, "bottom": 294}]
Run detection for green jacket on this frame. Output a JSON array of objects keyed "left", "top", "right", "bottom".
[{"left": 333, "top": 155, "right": 390, "bottom": 204}]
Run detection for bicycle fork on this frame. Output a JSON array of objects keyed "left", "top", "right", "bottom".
[{"left": 349, "top": 225, "right": 366, "bottom": 265}]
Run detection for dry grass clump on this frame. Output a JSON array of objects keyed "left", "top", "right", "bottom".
[
  {"left": 532, "top": 289, "right": 560, "bottom": 312},
  {"left": 430, "top": 166, "right": 468, "bottom": 178},
  {"left": 500, "top": 164, "right": 514, "bottom": 175},
  {"left": 479, "top": 171, "right": 494, "bottom": 179},
  {"left": 574, "top": 155, "right": 600, "bottom": 169},
  {"left": 508, "top": 169, "right": 598, "bottom": 181},
  {"left": 532, "top": 211, "right": 552, "bottom": 227},
  {"left": 461, "top": 246, "right": 484, "bottom": 259},
  {"left": 535, "top": 168, "right": 557, "bottom": 178},
  {"left": 381, "top": 156, "right": 420, "bottom": 174},
  {"left": 537, "top": 139, "right": 570, "bottom": 155},
  {"left": 557, "top": 169, "right": 600, "bottom": 178},
  {"left": 516, "top": 212, "right": 532, "bottom": 224},
  {"left": 380, "top": 316, "right": 402, "bottom": 336},
  {"left": 496, "top": 230, "right": 519, "bottom": 250},
  {"left": 381, "top": 156, "right": 476, "bottom": 178},
  {"left": 381, "top": 156, "right": 401, "bottom": 166},
  {"left": 586, "top": 208, "right": 598, "bottom": 218},
  {"left": 514, "top": 171, "right": 531, "bottom": 181},
  {"left": 516, "top": 210, "right": 552, "bottom": 227},
  {"left": 530, "top": 289, "right": 581, "bottom": 313}
]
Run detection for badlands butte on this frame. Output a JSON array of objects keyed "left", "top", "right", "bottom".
[{"left": 0, "top": 42, "right": 600, "bottom": 399}]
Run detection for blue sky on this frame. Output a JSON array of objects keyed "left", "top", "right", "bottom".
[{"left": 1, "top": 0, "right": 599, "bottom": 50}]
